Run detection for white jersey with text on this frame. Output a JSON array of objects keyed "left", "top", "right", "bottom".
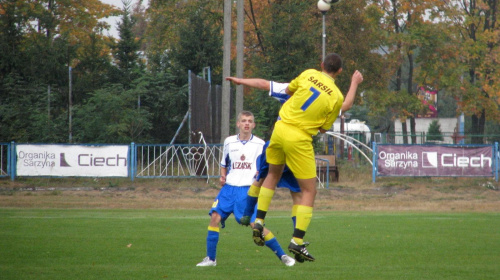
[{"left": 221, "top": 134, "right": 265, "bottom": 187}]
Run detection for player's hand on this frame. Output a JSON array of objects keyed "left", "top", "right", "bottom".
[
  {"left": 225, "top": 77, "right": 241, "bottom": 85},
  {"left": 219, "top": 175, "right": 226, "bottom": 186},
  {"left": 351, "top": 70, "right": 363, "bottom": 85}
]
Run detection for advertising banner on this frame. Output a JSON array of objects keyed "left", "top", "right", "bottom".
[
  {"left": 377, "top": 145, "right": 493, "bottom": 177},
  {"left": 16, "top": 144, "right": 129, "bottom": 177}
]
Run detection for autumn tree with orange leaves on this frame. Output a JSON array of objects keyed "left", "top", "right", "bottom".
[{"left": 426, "top": 0, "right": 499, "bottom": 143}]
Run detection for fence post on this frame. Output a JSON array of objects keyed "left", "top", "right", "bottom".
[
  {"left": 130, "top": 142, "right": 135, "bottom": 181},
  {"left": 372, "top": 142, "right": 377, "bottom": 183},
  {"left": 495, "top": 142, "right": 498, "bottom": 182},
  {"left": 10, "top": 141, "right": 15, "bottom": 181}
]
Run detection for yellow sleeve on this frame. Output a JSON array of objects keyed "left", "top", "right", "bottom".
[{"left": 321, "top": 99, "right": 343, "bottom": 131}]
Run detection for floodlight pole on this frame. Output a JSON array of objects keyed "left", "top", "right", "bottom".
[
  {"left": 68, "top": 66, "right": 72, "bottom": 143},
  {"left": 236, "top": 0, "right": 244, "bottom": 115},
  {"left": 317, "top": 0, "right": 331, "bottom": 61},
  {"left": 221, "top": 0, "right": 232, "bottom": 142},
  {"left": 322, "top": 11, "right": 326, "bottom": 61}
]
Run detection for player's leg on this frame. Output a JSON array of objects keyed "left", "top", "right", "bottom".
[
  {"left": 197, "top": 187, "right": 234, "bottom": 267},
  {"left": 241, "top": 179, "right": 263, "bottom": 226},
  {"left": 233, "top": 185, "right": 269, "bottom": 248},
  {"left": 236, "top": 185, "right": 293, "bottom": 267},
  {"left": 260, "top": 226, "right": 295, "bottom": 266},
  {"left": 243, "top": 141, "right": 270, "bottom": 226},
  {"left": 248, "top": 190, "right": 295, "bottom": 267},
  {"left": 254, "top": 125, "right": 286, "bottom": 228},
  {"left": 288, "top": 178, "right": 316, "bottom": 261},
  {"left": 282, "top": 178, "right": 304, "bottom": 262},
  {"left": 253, "top": 164, "right": 283, "bottom": 245},
  {"left": 197, "top": 212, "right": 221, "bottom": 267},
  {"left": 282, "top": 129, "right": 317, "bottom": 262},
  {"left": 290, "top": 190, "right": 302, "bottom": 228},
  {"left": 254, "top": 164, "right": 282, "bottom": 225},
  {"left": 293, "top": 177, "right": 316, "bottom": 242}
]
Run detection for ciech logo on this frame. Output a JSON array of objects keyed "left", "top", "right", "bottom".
[
  {"left": 378, "top": 151, "right": 418, "bottom": 169},
  {"left": 77, "top": 154, "right": 128, "bottom": 167},
  {"left": 422, "top": 152, "right": 492, "bottom": 168}
]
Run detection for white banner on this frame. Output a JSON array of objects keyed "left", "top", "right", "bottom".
[{"left": 16, "top": 145, "right": 129, "bottom": 177}]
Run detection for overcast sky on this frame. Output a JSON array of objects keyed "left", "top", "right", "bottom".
[{"left": 100, "top": 0, "right": 149, "bottom": 38}]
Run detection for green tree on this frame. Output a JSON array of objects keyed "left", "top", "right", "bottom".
[
  {"left": 168, "top": 0, "right": 223, "bottom": 84},
  {"left": 135, "top": 71, "right": 188, "bottom": 143},
  {"left": 243, "top": 0, "right": 317, "bottom": 137},
  {"left": 143, "top": 0, "right": 223, "bottom": 142},
  {"left": 0, "top": 0, "right": 119, "bottom": 142},
  {"left": 426, "top": 120, "right": 444, "bottom": 141},
  {"left": 72, "top": 33, "right": 114, "bottom": 102},
  {"left": 73, "top": 84, "right": 152, "bottom": 143},
  {"left": 143, "top": 0, "right": 179, "bottom": 73},
  {"left": 111, "top": 0, "right": 144, "bottom": 88}
]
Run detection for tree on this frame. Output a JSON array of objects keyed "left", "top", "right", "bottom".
[
  {"left": 143, "top": 0, "right": 179, "bottom": 73},
  {"left": 111, "top": 0, "right": 144, "bottom": 88},
  {"left": 73, "top": 84, "right": 152, "bottom": 143},
  {"left": 0, "top": 0, "right": 120, "bottom": 142},
  {"left": 135, "top": 71, "right": 188, "bottom": 143},
  {"left": 243, "top": 0, "right": 319, "bottom": 137},
  {"left": 426, "top": 120, "right": 444, "bottom": 141},
  {"left": 72, "top": 33, "right": 114, "bottom": 102},
  {"left": 453, "top": 0, "right": 499, "bottom": 143},
  {"left": 426, "top": 0, "right": 499, "bottom": 143},
  {"left": 242, "top": 0, "right": 387, "bottom": 138},
  {"left": 371, "top": 0, "right": 443, "bottom": 144},
  {"left": 169, "top": 0, "right": 223, "bottom": 85}
]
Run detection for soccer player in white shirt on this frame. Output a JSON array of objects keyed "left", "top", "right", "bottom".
[{"left": 196, "top": 111, "right": 295, "bottom": 267}]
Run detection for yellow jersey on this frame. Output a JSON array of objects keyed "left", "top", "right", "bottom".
[{"left": 279, "top": 69, "right": 344, "bottom": 135}]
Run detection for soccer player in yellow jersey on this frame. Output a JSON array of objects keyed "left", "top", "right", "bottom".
[{"left": 253, "top": 53, "right": 364, "bottom": 262}]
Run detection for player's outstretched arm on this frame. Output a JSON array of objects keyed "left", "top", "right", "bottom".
[
  {"left": 226, "top": 77, "right": 271, "bottom": 91},
  {"left": 341, "top": 70, "right": 363, "bottom": 112}
]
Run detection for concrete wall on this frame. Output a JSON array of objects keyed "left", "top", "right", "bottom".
[{"left": 394, "top": 118, "right": 458, "bottom": 144}]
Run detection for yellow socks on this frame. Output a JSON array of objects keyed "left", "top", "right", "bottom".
[
  {"left": 255, "top": 187, "right": 275, "bottom": 224},
  {"left": 293, "top": 205, "right": 313, "bottom": 245},
  {"left": 248, "top": 184, "right": 261, "bottom": 197}
]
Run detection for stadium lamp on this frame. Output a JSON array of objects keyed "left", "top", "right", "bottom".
[{"left": 317, "top": 1, "right": 331, "bottom": 61}]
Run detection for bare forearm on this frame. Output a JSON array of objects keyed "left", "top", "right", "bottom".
[
  {"left": 220, "top": 167, "right": 227, "bottom": 186},
  {"left": 341, "top": 83, "right": 358, "bottom": 112},
  {"left": 226, "top": 77, "right": 270, "bottom": 90},
  {"left": 341, "top": 70, "right": 363, "bottom": 112}
]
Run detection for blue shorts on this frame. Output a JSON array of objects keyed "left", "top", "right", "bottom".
[
  {"left": 255, "top": 142, "right": 301, "bottom": 193},
  {"left": 209, "top": 185, "right": 256, "bottom": 228}
]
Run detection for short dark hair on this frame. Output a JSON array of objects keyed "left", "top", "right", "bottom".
[
  {"left": 323, "top": 53, "right": 343, "bottom": 74},
  {"left": 237, "top": 111, "right": 254, "bottom": 121}
]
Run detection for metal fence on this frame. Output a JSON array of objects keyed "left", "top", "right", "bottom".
[
  {"left": 0, "top": 143, "right": 10, "bottom": 178},
  {"left": 134, "top": 144, "right": 223, "bottom": 179},
  {"left": 133, "top": 143, "right": 332, "bottom": 188},
  {"left": 2, "top": 141, "right": 340, "bottom": 188}
]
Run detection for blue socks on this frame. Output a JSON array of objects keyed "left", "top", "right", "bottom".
[{"left": 206, "top": 227, "right": 219, "bottom": 261}]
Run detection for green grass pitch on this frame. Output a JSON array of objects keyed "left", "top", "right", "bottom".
[{"left": 1, "top": 209, "right": 499, "bottom": 280}]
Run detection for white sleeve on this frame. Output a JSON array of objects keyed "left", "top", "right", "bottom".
[
  {"left": 220, "top": 138, "right": 229, "bottom": 168},
  {"left": 269, "top": 82, "right": 290, "bottom": 104}
]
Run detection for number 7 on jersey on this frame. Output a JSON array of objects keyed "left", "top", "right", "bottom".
[{"left": 300, "top": 87, "right": 321, "bottom": 111}]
